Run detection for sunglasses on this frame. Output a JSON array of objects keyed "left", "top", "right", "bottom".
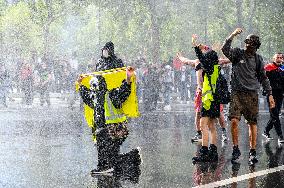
[{"left": 244, "top": 39, "right": 254, "bottom": 44}]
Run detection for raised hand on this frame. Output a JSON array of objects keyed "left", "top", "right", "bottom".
[
  {"left": 192, "top": 34, "right": 198, "bottom": 46},
  {"left": 176, "top": 52, "right": 183, "bottom": 59},
  {"left": 126, "top": 66, "right": 135, "bottom": 83},
  {"left": 232, "top": 28, "right": 243, "bottom": 36},
  {"left": 77, "top": 74, "right": 88, "bottom": 85}
]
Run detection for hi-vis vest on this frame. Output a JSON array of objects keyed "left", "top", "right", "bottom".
[
  {"left": 104, "top": 92, "right": 127, "bottom": 124},
  {"left": 202, "top": 65, "right": 219, "bottom": 110},
  {"left": 76, "top": 67, "right": 139, "bottom": 128}
]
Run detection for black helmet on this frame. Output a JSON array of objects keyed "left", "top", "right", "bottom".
[{"left": 244, "top": 34, "right": 261, "bottom": 49}]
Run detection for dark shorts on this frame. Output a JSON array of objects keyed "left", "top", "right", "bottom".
[
  {"left": 229, "top": 91, "right": 258, "bottom": 124},
  {"left": 201, "top": 100, "right": 220, "bottom": 118}
]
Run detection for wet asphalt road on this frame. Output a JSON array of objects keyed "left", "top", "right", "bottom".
[{"left": 0, "top": 98, "right": 284, "bottom": 188}]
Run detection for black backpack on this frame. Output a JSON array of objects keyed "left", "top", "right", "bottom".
[
  {"left": 215, "top": 73, "right": 231, "bottom": 104},
  {"left": 207, "top": 68, "right": 231, "bottom": 104}
]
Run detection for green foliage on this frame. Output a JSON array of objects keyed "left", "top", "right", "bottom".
[
  {"left": 0, "top": 0, "right": 283, "bottom": 64},
  {"left": 0, "top": 2, "right": 43, "bottom": 59}
]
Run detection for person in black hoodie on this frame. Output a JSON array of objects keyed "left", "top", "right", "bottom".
[
  {"left": 77, "top": 42, "right": 141, "bottom": 174},
  {"left": 191, "top": 35, "right": 221, "bottom": 163},
  {"left": 95, "top": 41, "right": 124, "bottom": 71}
]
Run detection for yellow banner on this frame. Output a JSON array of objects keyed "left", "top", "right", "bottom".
[{"left": 76, "top": 67, "right": 140, "bottom": 128}]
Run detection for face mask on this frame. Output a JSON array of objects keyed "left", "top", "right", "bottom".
[{"left": 102, "top": 49, "right": 109, "bottom": 58}]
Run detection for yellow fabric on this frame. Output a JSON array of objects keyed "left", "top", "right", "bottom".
[
  {"left": 75, "top": 67, "right": 140, "bottom": 127},
  {"left": 104, "top": 92, "right": 127, "bottom": 124},
  {"left": 75, "top": 74, "right": 92, "bottom": 91},
  {"left": 202, "top": 65, "right": 219, "bottom": 110},
  {"left": 102, "top": 70, "right": 139, "bottom": 117},
  {"left": 84, "top": 104, "right": 94, "bottom": 127}
]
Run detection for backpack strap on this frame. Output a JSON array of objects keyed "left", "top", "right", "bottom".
[{"left": 255, "top": 54, "right": 261, "bottom": 82}]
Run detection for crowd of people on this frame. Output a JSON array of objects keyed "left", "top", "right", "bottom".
[
  {"left": 0, "top": 54, "right": 82, "bottom": 108},
  {"left": 1, "top": 27, "right": 284, "bottom": 178},
  {"left": 0, "top": 52, "right": 204, "bottom": 110},
  {"left": 175, "top": 28, "right": 284, "bottom": 167},
  {"left": 74, "top": 28, "right": 284, "bottom": 179}
]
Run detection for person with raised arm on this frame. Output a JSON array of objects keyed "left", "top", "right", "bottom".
[
  {"left": 221, "top": 28, "right": 275, "bottom": 165},
  {"left": 177, "top": 35, "right": 230, "bottom": 144}
]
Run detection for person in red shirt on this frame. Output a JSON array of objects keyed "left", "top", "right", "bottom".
[{"left": 262, "top": 53, "right": 284, "bottom": 143}]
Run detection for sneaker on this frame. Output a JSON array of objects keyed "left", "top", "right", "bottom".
[
  {"left": 248, "top": 150, "right": 258, "bottom": 166},
  {"left": 231, "top": 146, "right": 241, "bottom": 163},
  {"left": 91, "top": 167, "right": 114, "bottom": 174},
  {"left": 199, "top": 162, "right": 210, "bottom": 173},
  {"left": 222, "top": 130, "right": 228, "bottom": 142},
  {"left": 191, "top": 132, "right": 202, "bottom": 142},
  {"left": 209, "top": 161, "right": 218, "bottom": 172},
  {"left": 208, "top": 144, "right": 218, "bottom": 162},
  {"left": 192, "top": 146, "right": 210, "bottom": 163},
  {"left": 262, "top": 132, "right": 273, "bottom": 140},
  {"left": 277, "top": 142, "right": 283, "bottom": 149},
  {"left": 278, "top": 136, "right": 284, "bottom": 144}
]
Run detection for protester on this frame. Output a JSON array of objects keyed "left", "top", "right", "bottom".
[
  {"left": 177, "top": 38, "right": 229, "bottom": 144},
  {"left": 221, "top": 28, "right": 275, "bottom": 165},
  {"left": 38, "top": 62, "right": 52, "bottom": 107},
  {"left": 143, "top": 64, "right": 160, "bottom": 111},
  {"left": 161, "top": 64, "right": 174, "bottom": 111},
  {"left": 0, "top": 63, "right": 10, "bottom": 107},
  {"left": 19, "top": 60, "right": 34, "bottom": 107},
  {"left": 179, "top": 65, "right": 191, "bottom": 103},
  {"left": 77, "top": 41, "right": 141, "bottom": 174},
  {"left": 176, "top": 53, "right": 203, "bottom": 142},
  {"left": 262, "top": 53, "right": 284, "bottom": 143},
  {"left": 190, "top": 35, "right": 222, "bottom": 163}
]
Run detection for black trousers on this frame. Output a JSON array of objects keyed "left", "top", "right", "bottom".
[
  {"left": 180, "top": 81, "right": 188, "bottom": 101},
  {"left": 95, "top": 125, "right": 140, "bottom": 171},
  {"left": 39, "top": 85, "right": 50, "bottom": 106},
  {"left": 265, "top": 92, "right": 283, "bottom": 137},
  {"left": 22, "top": 82, "right": 33, "bottom": 105}
]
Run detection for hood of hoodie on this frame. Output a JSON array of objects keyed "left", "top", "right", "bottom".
[
  {"left": 202, "top": 50, "right": 219, "bottom": 75},
  {"left": 96, "top": 42, "right": 124, "bottom": 71},
  {"left": 102, "top": 41, "right": 115, "bottom": 57}
]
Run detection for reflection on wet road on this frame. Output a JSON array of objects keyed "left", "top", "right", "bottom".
[{"left": 0, "top": 107, "right": 283, "bottom": 187}]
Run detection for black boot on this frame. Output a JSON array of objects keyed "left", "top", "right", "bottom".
[
  {"left": 231, "top": 145, "right": 241, "bottom": 163},
  {"left": 208, "top": 144, "right": 218, "bottom": 162},
  {"left": 192, "top": 146, "right": 209, "bottom": 163},
  {"left": 91, "top": 158, "right": 114, "bottom": 174},
  {"left": 248, "top": 149, "right": 258, "bottom": 166}
]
